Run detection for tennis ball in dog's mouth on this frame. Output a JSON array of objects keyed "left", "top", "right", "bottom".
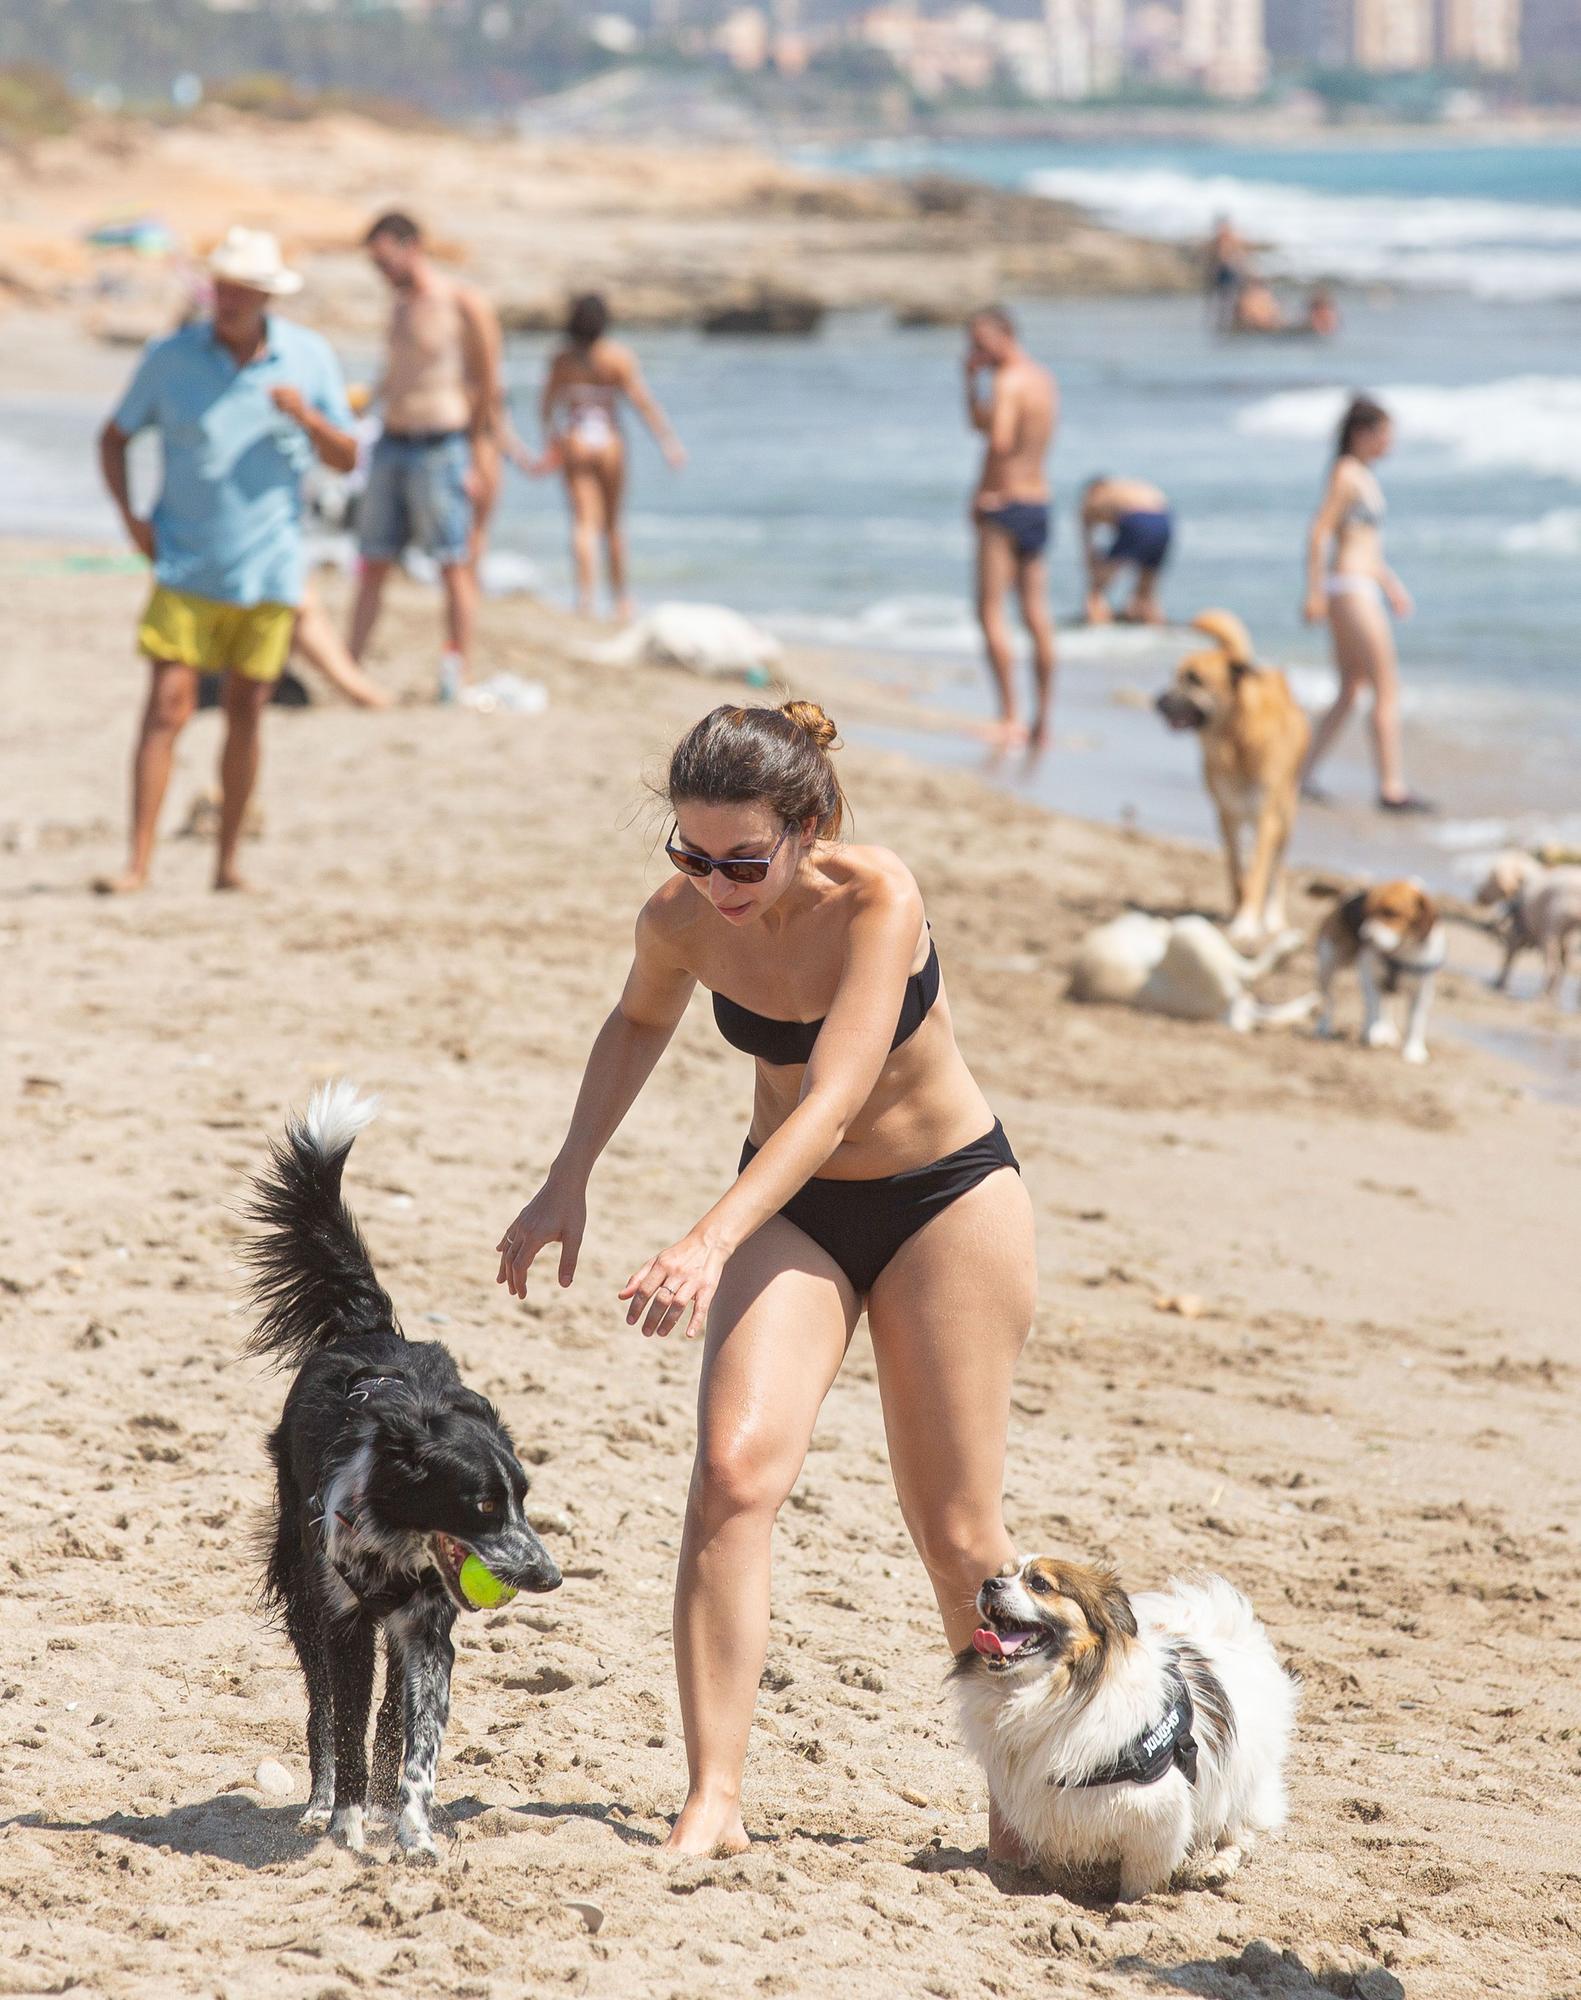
[{"left": 458, "top": 1553, "right": 518, "bottom": 1611}]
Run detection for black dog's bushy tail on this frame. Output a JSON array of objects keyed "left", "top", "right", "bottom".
[{"left": 243, "top": 1080, "right": 401, "bottom": 1366}]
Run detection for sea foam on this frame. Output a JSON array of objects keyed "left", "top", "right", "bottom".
[
  {"left": 1237, "top": 377, "right": 1581, "bottom": 485},
  {"left": 1025, "top": 163, "right": 1581, "bottom": 302}
]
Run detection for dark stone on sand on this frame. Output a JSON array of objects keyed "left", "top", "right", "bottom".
[
  {"left": 700, "top": 289, "right": 824, "bottom": 337},
  {"left": 894, "top": 302, "right": 970, "bottom": 329}
]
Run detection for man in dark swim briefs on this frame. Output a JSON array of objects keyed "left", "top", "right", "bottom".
[
  {"left": 1080, "top": 474, "right": 1175, "bottom": 626},
  {"left": 965, "top": 307, "right": 1058, "bottom": 751}
]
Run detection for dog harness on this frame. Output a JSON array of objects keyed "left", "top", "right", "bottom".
[
  {"left": 1337, "top": 892, "right": 1445, "bottom": 985},
  {"left": 310, "top": 1367, "right": 427, "bottom": 1618},
  {"left": 308, "top": 1489, "right": 421, "bottom": 1619},
  {"left": 1058, "top": 1665, "right": 1200, "bottom": 1790}
]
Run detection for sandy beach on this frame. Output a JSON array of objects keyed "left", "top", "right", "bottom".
[{"left": 2, "top": 552, "right": 1579, "bottom": 1999}]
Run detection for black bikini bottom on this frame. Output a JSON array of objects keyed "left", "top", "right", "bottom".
[{"left": 738, "top": 1120, "right": 1019, "bottom": 1297}]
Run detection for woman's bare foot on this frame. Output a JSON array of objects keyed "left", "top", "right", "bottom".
[
  {"left": 665, "top": 1792, "right": 749, "bottom": 1858},
  {"left": 213, "top": 869, "right": 253, "bottom": 893},
  {"left": 971, "top": 716, "right": 1029, "bottom": 752},
  {"left": 1084, "top": 594, "right": 1113, "bottom": 625},
  {"left": 92, "top": 869, "right": 147, "bottom": 896}
]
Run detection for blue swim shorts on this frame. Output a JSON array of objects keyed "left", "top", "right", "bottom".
[
  {"left": 981, "top": 501, "right": 1051, "bottom": 562},
  {"left": 1107, "top": 509, "right": 1174, "bottom": 571},
  {"left": 358, "top": 429, "right": 472, "bottom": 566}
]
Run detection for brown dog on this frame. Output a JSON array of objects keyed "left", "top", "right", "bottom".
[
  {"left": 1315, "top": 879, "right": 1444, "bottom": 1064},
  {"left": 1156, "top": 611, "right": 1310, "bottom": 947}
]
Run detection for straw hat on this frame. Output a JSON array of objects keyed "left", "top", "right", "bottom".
[{"left": 207, "top": 226, "right": 303, "bottom": 297}]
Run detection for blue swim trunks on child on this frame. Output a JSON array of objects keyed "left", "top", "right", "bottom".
[
  {"left": 980, "top": 501, "right": 1051, "bottom": 561},
  {"left": 1107, "top": 509, "right": 1173, "bottom": 571}
]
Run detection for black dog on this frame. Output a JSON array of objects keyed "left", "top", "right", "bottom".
[{"left": 246, "top": 1081, "right": 560, "bottom": 1860}]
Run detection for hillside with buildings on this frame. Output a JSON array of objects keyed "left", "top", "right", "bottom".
[
  {"left": 1, "top": 0, "right": 1566, "bottom": 124},
  {"left": 656, "top": 1, "right": 1535, "bottom": 103}
]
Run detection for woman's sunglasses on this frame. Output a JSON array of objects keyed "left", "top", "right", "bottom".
[{"left": 666, "top": 821, "right": 792, "bottom": 886}]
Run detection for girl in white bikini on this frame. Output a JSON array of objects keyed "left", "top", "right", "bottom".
[
  {"left": 541, "top": 293, "right": 685, "bottom": 622},
  {"left": 1302, "top": 395, "right": 1429, "bottom": 812}
]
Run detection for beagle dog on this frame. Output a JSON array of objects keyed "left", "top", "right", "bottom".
[{"left": 1315, "top": 879, "right": 1445, "bottom": 1064}]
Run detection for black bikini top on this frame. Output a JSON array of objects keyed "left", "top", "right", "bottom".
[{"left": 712, "top": 937, "right": 940, "bottom": 1067}]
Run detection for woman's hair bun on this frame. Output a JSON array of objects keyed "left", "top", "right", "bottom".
[{"left": 781, "top": 699, "right": 839, "bottom": 752}]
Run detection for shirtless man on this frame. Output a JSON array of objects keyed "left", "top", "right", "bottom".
[
  {"left": 349, "top": 212, "right": 504, "bottom": 699},
  {"left": 965, "top": 307, "right": 1058, "bottom": 750},
  {"left": 1080, "top": 474, "right": 1174, "bottom": 625}
]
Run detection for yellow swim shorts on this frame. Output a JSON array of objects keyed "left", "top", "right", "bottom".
[{"left": 137, "top": 586, "right": 295, "bottom": 684}]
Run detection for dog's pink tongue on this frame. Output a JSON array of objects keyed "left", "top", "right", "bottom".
[{"left": 973, "top": 1627, "right": 1037, "bottom": 1658}]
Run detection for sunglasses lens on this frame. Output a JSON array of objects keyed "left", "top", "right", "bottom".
[
  {"left": 718, "top": 861, "right": 769, "bottom": 885},
  {"left": 667, "top": 844, "right": 711, "bottom": 879}
]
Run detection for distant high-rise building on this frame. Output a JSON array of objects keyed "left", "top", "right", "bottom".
[
  {"left": 715, "top": 5, "right": 770, "bottom": 68},
  {"left": 1088, "top": 0, "right": 1127, "bottom": 90},
  {"left": 1042, "top": 0, "right": 1125, "bottom": 98},
  {"left": 1265, "top": 0, "right": 1338, "bottom": 63},
  {"left": 1268, "top": 0, "right": 1526, "bottom": 70},
  {"left": 1438, "top": 0, "right": 1521, "bottom": 68},
  {"left": 1352, "top": 0, "right": 1434, "bottom": 68},
  {"left": 1180, "top": 0, "right": 1270, "bottom": 94}
]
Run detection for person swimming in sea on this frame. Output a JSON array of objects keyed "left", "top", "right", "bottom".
[
  {"left": 1205, "top": 214, "right": 1248, "bottom": 334},
  {"left": 1079, "top": 475, "right": 1174, "bottom": 626}
]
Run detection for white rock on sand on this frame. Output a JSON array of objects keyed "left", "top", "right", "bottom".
[
  {"left": 589, "top": 601, "right": 783, "bottom": 679},
  {"left": 252, "top": 1759, "right": 295, "bottom": 1798}
]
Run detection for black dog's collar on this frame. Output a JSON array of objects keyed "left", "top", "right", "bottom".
[{"left": 1057, "top": 1666, "right": 1199, "bottom": 1790}]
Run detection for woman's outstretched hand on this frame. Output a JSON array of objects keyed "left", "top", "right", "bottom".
[
  {"left": 496, "top": 1181, "right": 586, "bottom": 1299},
  {"left": 619, "top": 1231, "right": 727, "bottom": 1340}
]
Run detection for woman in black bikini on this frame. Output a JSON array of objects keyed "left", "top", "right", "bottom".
[{"left": 496, "top": 700, "right": 1035, "bottom": 1857}]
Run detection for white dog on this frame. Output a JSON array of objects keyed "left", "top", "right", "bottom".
[
  {"left": 953, "top": 1557, "right": 1297, "bottom": 1902},
  {"left": 1475, "top": 850, "right": 1581, "bottom": 1001},
  {"left": 1068, "top": 912, "right": 1314, "bottom": 1033}
]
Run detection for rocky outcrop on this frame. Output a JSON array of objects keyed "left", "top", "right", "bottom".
[
  {"left": 699, "top": 286, "right": 825, "bottom": 337},
  {"left": 0, "top": 111, "right": 1199, "bottom": 349}
]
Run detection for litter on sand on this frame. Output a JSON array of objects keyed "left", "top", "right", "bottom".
[{"left": 457, "top": 674, "right": 549, "bottom": 715}]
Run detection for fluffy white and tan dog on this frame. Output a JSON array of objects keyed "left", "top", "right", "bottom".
[
  {"left": 953, "top": 1557, "right": 1297, "bottom": 1902},
  {"left": 1068, "top": 911, "right": 1314, "bottom": 1032}
]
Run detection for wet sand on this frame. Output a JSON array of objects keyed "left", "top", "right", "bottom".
[{"left": 2, "top": 557, "right": 1579, "bottom": 1999}]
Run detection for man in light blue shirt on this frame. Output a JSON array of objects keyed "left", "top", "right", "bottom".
[{"left": 97, "top": 228, "right": 356, "bottom": 894}]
